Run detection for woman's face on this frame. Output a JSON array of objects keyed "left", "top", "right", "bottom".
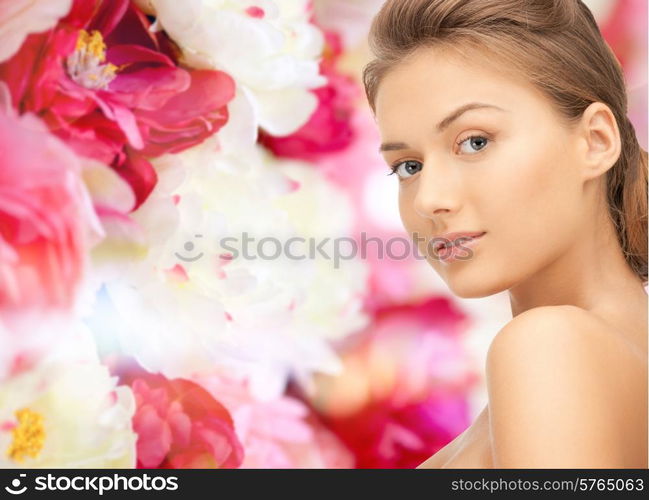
[{"left": 374, "top": 46, "right": 590, "bottom": 298}]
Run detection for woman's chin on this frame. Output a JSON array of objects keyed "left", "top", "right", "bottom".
[{"left": 441, "top": 270, "right": 508, "bottom": 299}]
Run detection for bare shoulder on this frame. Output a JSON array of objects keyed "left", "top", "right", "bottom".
[
  {"left": 486, "top": 305, "right": 647, "bottom": 468},
  {"left": 489, "top": 305, "right": 607, "bottom": 350},
  {"left": 487, "top": 304, "right": 644, "bottom": 364}
]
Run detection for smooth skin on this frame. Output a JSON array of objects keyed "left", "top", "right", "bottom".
[{"left": 373, "top": 45, "right": 648, "bottom": 468}]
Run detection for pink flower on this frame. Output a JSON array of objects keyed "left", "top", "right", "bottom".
[
  {"left": 120, "top": 368, "right": 244, "bottom": 469},
  {"left": 0, "top": 110, "right": 98, "bottom": 313},
  {"left": 305, "top": 297, "right": 480, "bottom": 468},
  {"left": 194, "top": 373, "right": 355, "bottom": 469},
  {"left": 258, "top": 30, "right": 358, "bottom": 160},
  {"left": 134, "top": 69, "right": 235, "bottom": 158},
  {"left": 0, "top": 0, "right": 235, "bottom": 209},
  {"left": 324, "top": 394, "right": 471, "bottom": 469}
]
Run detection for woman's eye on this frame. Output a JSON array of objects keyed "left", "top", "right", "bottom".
[
  {"left": 457, "top": 135, "right": 489, "bottom": 154},
  {"left": 387, "top": 135, "right": 489, "bottom": 179},
  {"left": 388, "top": 160, "right": 422, "bottom": 179}
]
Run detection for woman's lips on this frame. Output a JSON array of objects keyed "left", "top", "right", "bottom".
[
  {"left": 434, "top": 232, "right": 486, "bottom": 263},
  {"left": 434, "top": 231, "right": 486, "bottom": 252}
]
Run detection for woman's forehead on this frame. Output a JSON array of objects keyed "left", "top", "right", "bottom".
[{"left": 374, "top": 48, "right": 545, "bottom": 127}]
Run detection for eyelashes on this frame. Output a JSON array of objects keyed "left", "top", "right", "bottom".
[
  {"left": 388, "top": 159, "right": 421, "bottom": 177},
  {"left": 387, "top": 134, "right": 491, "bottom": 179},
  {"left": 457, "top": 134, "right": 489, "bottom": 154}
]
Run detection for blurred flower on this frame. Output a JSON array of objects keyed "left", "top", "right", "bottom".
[
  {"left": 0, "top": 0, "right": 235, "bottom": 208},
  {"left": 259, "top": 30, "right": 359, "bottom": 160},
  {"left": 140, "top": 0, "right": 327, "bottom": 137},
  {"left": 306, "top": 296, "right": 479, "bottom": 468},
  {"left": 324, "top": 393, "right": 471, "bottom": 469},
  {"left": 0, "top": 110, "right": 101, "bottom": 314},
  {"left": 193, "top": 372, "right": 354, "bottom": 468},
  {"left": 0, "top": 0, "right": 72, "bottom": 63},
  {"left": 0, "top": 324, "right": 136, "bottom": 468},
  {"left": 97, "top": 141, "right": 368, "bottom": 401},
  {"left": 116, "top": 367, "right": 244, "bottom": 469}
]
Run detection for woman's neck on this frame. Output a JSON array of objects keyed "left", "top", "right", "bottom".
[{"left": 507, "top": 214, "right": 647, "bottom": 352}]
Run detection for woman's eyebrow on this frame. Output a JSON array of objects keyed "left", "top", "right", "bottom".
[
  {"left": 379, "top": 102, "right": 507, "bottom": 153},
  {"left": 379, "top": 141, "right": 410, "bottom": 152}
]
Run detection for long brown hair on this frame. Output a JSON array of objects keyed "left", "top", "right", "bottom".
[{"left": 363, "top": 0, "right": 648, "bottom": 284}]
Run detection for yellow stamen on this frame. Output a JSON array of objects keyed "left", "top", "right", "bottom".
[
  {"left": 76, "top": 30, "right": 108, "bottom": 63},
  {"left": 6, "top": 408, "right": 45, "bottom": 463},
  {"left": 68, "top": 29, "right": 119, "bottom": 90}
]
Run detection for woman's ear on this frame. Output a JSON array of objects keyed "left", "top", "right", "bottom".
[{"left": 575, "top": 101, "right": 622, "bottom": 181}]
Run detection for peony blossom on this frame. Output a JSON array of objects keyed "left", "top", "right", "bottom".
[
  {"left": 0, "top": 324, "right": 136, "bottom": 468},
  {"left": 0, "top": 110, "right": 101, "bottom": 313},
  {"left": 116, "top": 366, "right": 244, "bottom": 469},
  {"left": 137, "top": 0, "right": 327, "bottom": 138},
  {"left": 258, "top": 30, "right": 360, "bottom": 160},
  {"left": 0, "top": 0, "right": 235, "bottom": 208},
  {"left": 193, "top": 372, "right": 354, "bottom": 468}
]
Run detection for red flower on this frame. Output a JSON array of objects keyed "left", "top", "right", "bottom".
[
  {"left": 123, "top": 371, "right": 244, "bottom": 469},
  {"left": 258, "top": 30, "right": 358, "bottom": 160},
  {"left": 0, "top": 0, "right": 235, "bottom": 209}
]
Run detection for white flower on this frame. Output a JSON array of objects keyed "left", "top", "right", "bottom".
[
  {"left": 98, "top": 140, "right": 369, "bottom": 400},
  {"left": 269, "top": 160, "right": 370, "bottom": 395},
  {"left": 0, "top": 0, "right": 72, "bottom": 63},
  {"left": 141, "top": 0, "right": 327, "bottom": 137},
  {"left": 0, "top": 322, "right": 137, "bottom": 468}
]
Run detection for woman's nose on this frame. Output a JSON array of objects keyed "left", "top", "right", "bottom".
[{"left": 412, "top": 164, "right": 459, "bottom": 219}]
